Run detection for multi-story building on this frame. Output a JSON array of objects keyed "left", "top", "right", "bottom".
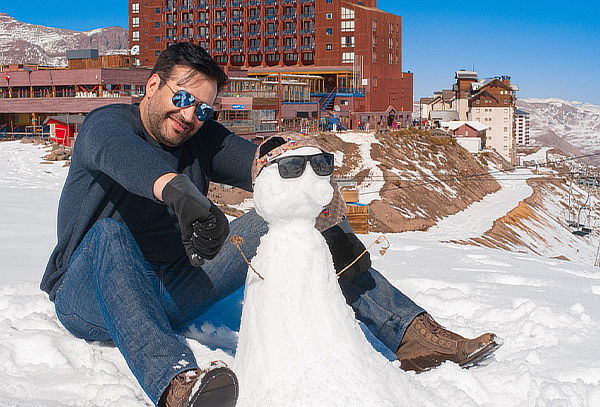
[
  {"left": 0, "top": 56, "right": 149, "bottom": 138},
  {"left": 128, "top": 0, "right": 413, "bottom": 129},
  {"left": 514, "top": 108, "right": 530, "bottom": 146},
  {"left": 420, "top": 70, "right": 519, "bottom": 164}
]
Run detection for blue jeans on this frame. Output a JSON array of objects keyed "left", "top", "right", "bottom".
[{"left": 54, "top": 210, "right": 424, "bottom": 405}]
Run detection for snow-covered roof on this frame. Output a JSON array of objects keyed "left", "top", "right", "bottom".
[{"left": 440, "top": 120, "right": 488, "bottom": 131}]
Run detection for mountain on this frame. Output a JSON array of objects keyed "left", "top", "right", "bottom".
[
  {"left": 0, "top": 13, "right": 127, "bottom": 67},
  {"left": 517, "top": 98, "right": 600, "bottom": 163}
]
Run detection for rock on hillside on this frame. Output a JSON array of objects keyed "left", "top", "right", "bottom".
[{"left": 0, "top": 13, "right": 127, "bottom": 66}]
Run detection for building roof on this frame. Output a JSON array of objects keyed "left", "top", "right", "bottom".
[
  {"left": 515, "top": 108, "right": 530, "bottom": 115},
  {"left": 430, "top": 110, "right": 459, "bottom": 121},
  {"left": 440, "top": 120, "right": 488, "bottom": 131},
  {"left": 442, "top": 89, "right": 455, "bottom": 102}
]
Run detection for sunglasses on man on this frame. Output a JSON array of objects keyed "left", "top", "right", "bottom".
[
  {"left": 158, "top": 75, "right": 215, "bottom": 122},
  {"left": 266, "top": 152, "right": 335, "bottom": 179}
]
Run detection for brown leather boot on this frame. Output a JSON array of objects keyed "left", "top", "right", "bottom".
[
  {"left": 396, "top": 313, "right": 499, "bottom": 373},
  {"left": 159, "top": 361, "right": 238, "bottom": 407}
]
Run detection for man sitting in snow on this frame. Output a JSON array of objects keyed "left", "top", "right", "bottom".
[{"left": 41, "top": 42, "right": 498, "bottom": 407}]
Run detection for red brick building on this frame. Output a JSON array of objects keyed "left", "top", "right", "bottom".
[{"left": 128, "top": 0, "right": 413, "bottom": 128}]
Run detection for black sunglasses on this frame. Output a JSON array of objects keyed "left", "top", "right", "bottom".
[
  {"left": 158, "top": 76, "right": 215, "bottom": 121},
  {"left": 268, "top": 152, "right": 335, "bottom": 179}
]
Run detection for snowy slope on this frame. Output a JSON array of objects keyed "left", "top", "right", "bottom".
[
  {"left": 0, "top": 13, "right": 127, "bottom": 66},
  {"left": 0, "top": 141, "right": 599, "bottom": 406},
  {"left": 518, "top": 98, "right": 600, "bottom": 157}
]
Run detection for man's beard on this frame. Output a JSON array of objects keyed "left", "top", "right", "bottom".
[{"left": 145, "top": 98, "right": 194, "bottom": 147}]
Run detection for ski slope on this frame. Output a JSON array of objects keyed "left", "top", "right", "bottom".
[{"left": 0, "top": 141, "right": 599, "bottom": 406}]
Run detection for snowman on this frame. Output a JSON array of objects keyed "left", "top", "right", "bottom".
[{"left": 233, "top": 138, "right": 412, "bottom": 406}]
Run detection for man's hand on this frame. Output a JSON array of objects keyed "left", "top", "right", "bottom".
[{"left": 161, "top": 174, "right": 230, "bottom": 266}]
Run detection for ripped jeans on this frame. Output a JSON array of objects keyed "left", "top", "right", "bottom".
[{"left": 53, "top": 210, "right": 424, "bottom": 405}]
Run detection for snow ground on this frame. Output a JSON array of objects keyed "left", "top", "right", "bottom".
[{"left": 1, "top": 141, "right": 599, "bottom": 406}]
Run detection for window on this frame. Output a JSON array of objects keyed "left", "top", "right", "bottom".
[
  {"left": 342, "top": 52, "right": 354, "bottom": 63},
  {"left": 155, "top": 22, "right": 160, "bottom": 28},
  {"left": 341, "top": 100, "right": 349, "bottom": 105},
  {"left": 341, "top": 36, "right": 354, "bottom": 47},
  {"left": 132, "top": 3, "right": 139, "bottom": 13},
  {"left": 341, "top": 20, "right": 354, "bottom": 32},
  {"left": 326, "top": 13, "right": 332, "bottom": 19},
  {"left": 155, "top": 36, "right": 160, "bottom": 42},
  {"left": 341, "top": 7, "right": 355, "bottom": 19},
  {"left": 132, "top": 31, "right": 140, "bottom": 41},
  {"left": 388, "top": 53, "right": 393, "bottom": 64},
  {"left": 155, "top": 50, "right": 161, "bottom": 57},
  {"left": 326, "top": 44, "right": 332, "bottom": 51},
  {"left": 326, "top": 0, "right": 332, "bottom": 3},
  {"left": 132, "top": 17, "right": 139, "bottom": 28},
  {"left": 155, "top": 7, "right": 160, "bottom": 14},
  {"left": 326, "top": 28, "right": 332, "bottom": 35}
]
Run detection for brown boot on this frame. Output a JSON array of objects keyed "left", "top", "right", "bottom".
[
  {"left": 159, "top": 361, "right": 238, "bottom": 407},
  {"left": 396, "top": 313, "right": 499, "bottom": 373}
]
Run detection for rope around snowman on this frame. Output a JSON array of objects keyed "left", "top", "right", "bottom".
[{"left": 230, "top": 233, "right": 390, "bottom": 280}]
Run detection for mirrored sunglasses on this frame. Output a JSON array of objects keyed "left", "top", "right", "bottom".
[
  {"left": 171, "top": 89, "right": 215, "bottom": 122},
  {"left": 268, "top": 152, "right": 334, "bottom": 179}
]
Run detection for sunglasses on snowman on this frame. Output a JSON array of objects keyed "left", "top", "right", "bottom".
[
  {"left": 158, "top": 76, "right": 215, "bottom": 121},
  {"left": 267, "top": 152, "right": 335, "bottom": 179}
]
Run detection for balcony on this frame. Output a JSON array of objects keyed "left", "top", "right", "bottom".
[
  {"left": 163, "top": 35, "right": 175, "bottom": 41},
  {"left": 247, "top": 31, "right": 261, "bottom": 37},
  {"left": 299, "top": 0, "right": 314, "bottom": 3},
  {"left": 265, "top": 0, "right": 277, "bottom": 5},
  {"left": 195, "top": 1, "right": 208, "bottom": 8},
  {"left": 265, "top": 15, "right": 278, "bottom": 21},
  {"left": 230, "top": 47, "right": 244, "bottom": 54},
  {"left": 282, "top": 29, "right": 296, "bottom": 36},
  {"left": 248, "top": 15, "right": 261, "bottom": 21},
  {"left": 300, "top": 13, "right": 314, "bottom": 19},
  {"left": 299, "top": 29, "right": 314, "bottom": 35},
  {"left": 265, "top": 31, "right": 278, "bottom": 36},
  {"left": 264, "top": 45, "right": 279, "bottom": 52},
  {"left": 248, "top": 46, "right": 261, "bottom": 52},
  {"left": 300, "top": 44, "right": 314, "bottom": 51},
  {"left": 282, "top": 45, "right": 297, "bottom": 51},
  {"left": 282, "top": 0, "right": 296, "bottom": 4},
  {"left": 212, "top": 47, "right": 228, "bottom": 54},
  {"left": 176, "top": 5, "right": 193, "bottom": 11},
  {"left": 178, "top": 20, "right": 193, "bottom": 26},
  {"left": 178, "top": 34, "right": 194, "bottom": 40},
  {"left": 246, "top": 0, "right": 261, "bottom": 6},
  {"left": 212, "top": 33, "right": 227, "bottom": 39},
  {"left": 214, "top": 17, "right": 227, "bottom": 23},
  {"left": 162, "top": 21, "right": 174, "bottom": 27},
  {"left": 229, "top": 32, "right": 244, "bottom": 38},
  {"left": 231, "top": 16, "right": 243, "bottom": 23},
  {"left": 214, "top": 1, "right": 227, "bottom": 8},
  {"left": 194, "top": 19, "right": 210, "bottom": 25},
  {"left": 282, "top": 14, "right": 297, "bottom": 20}
]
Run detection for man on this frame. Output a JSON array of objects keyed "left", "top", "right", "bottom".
[{"left": 42, "top": 43, "right": 498, "bottom": 407}]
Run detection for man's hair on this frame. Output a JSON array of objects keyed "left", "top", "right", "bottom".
[{"left": 150, "top": 42, "right": 228, "bottom": 91}]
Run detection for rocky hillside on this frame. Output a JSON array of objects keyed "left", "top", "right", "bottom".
[
  {"left": 209, "top": 129, "right": 504, "bottom": 234},
  {"left": 518, "top": 98, "right": 600, "bottom": 165},
  {"left": 0, "top": 13, "right": 127, "bottom": 66}
]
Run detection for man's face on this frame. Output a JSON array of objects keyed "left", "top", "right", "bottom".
[{"left": 142, "top": 66, "right": 218, "bottom": 147}]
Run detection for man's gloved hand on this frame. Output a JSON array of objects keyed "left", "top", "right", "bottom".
[
  {"left": 162, "top": 174, "right": 230, "bottom": 267},
  {"left": 322, "top": 224, "right": 371, "bottom": 280}
]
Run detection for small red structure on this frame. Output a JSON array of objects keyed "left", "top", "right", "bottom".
[{"left": 44, "top": 115, "right": 85, "bottom": 146}]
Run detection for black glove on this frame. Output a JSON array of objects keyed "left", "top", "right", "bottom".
[
  {"left": 162, "top": 174, "right": 230, "bottom": 267},
  {"left": 322, "top": 224, "right": 371, "bottom": 280}
]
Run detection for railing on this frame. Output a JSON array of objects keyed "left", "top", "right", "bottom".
[
  {"left": 246, "top": 0, "right": 261, "bottom": 5},
  {"left": 300, "top": 44, "right": 314, "bottom": 51},
  {"left": 282, "top": 14, "right": 297, "bottom": 20},
  {"left": 300, "top": 13, "right": 314, "bottom": 19},
  {"left": 221, "top": 90, "right": 277, "bottom": 98},
  {"left": 282, "top": 29, "right": 296, "bottom": 36},
  {"left": 299, "top": 29, "right": 314, "bottom": 35}
]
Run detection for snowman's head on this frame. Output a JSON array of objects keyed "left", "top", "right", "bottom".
[{"left": 253, "top": 138, "right": 334, "bottom": 225}]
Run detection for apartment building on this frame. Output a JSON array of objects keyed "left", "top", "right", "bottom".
[
  {"left": 514, "top": 108, "right": 530, "bottom": 146},
  {"left": 128, "top": 0, "right": 413, "bottom": 129},
  {"left": 420, "top": 70, "right": 519, "bottom": 164}
]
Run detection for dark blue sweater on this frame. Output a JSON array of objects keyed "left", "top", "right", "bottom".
[{"left": 41, "top": 103, "right": 257, "bottom": 300}]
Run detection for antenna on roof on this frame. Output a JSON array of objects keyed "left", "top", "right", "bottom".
[{"left": 472, "top": 60, "right": 475, "bottom": 72}]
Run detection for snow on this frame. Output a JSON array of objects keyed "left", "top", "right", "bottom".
[
  {"left": 521, "top": 147, "right": 553, "bottom": 164},
  {"left": 1, "top": 141, "right": 600, "bottom": 406}
]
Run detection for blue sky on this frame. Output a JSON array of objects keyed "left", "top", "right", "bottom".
[{"left": 3, "top": 1, "right": 599, "bottom": 104}]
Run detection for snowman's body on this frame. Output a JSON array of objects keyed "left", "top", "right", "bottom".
[{"left": 234, "top": 147, "right": 409, "bottom": 406}]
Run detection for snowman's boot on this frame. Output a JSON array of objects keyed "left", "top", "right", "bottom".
[
  {"left": 396, "top": 313, "right": 500, "bottom": 373},
  {"left": 159, "top": 361, "right": 238, "bottom": 407}
]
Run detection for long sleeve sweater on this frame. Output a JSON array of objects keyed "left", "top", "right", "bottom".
[{"left": 41, "top": 103, "right": 257, "bottom": 301}]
